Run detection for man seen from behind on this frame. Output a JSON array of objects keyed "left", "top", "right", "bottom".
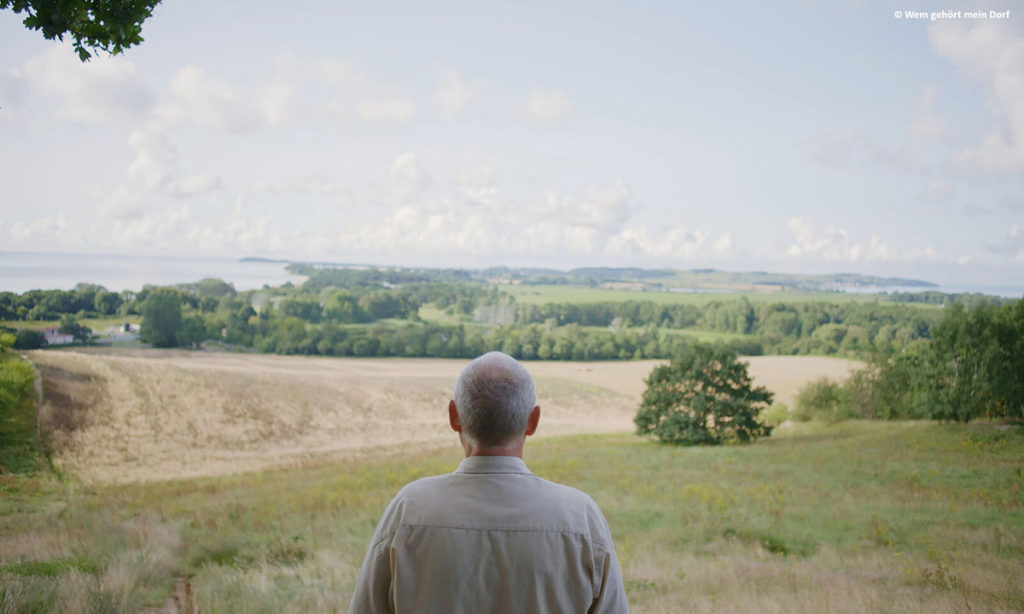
[{"left": 348, "top": 351, "right": 629, "bottom": 613}]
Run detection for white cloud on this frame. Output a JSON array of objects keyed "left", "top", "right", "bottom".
[
  {"left": 124, "top": 129, "right": 222, "bottom": 200},
  {"left": 187, "top": 196, "right": 282, "bottom": 253},
  {"left": 158, "top": 66, "right": 264, "bottom": 132},
  {"left": 167, "top": 175, "right": 223, "bottom": 199},
  {"left": 3, "top": 148, "right": 727, "bottom": 265},
  {"left": 917, "top": 179, "right": 953, "bottom": 203},
  {"left": 6, "top": 211, "right": 78, "bottom": 244},
  {"left": 6, "top": 44, "right": 417, "bottom": 133},
  {"left": 988, "top": 223, "right": 1024, "bottom": 262},
  {"left": 27, "top": 148, "right": 998, "bottom": 271},
  {"left": 106, "top": 205, "right": 195, "bottom": 250},
  {"left": 272, "top": 53, "right": 415, "bottom": 124},
  {"left": 20, "top": 43, "right": 154, "bottom": 124},
  {"left": 150, "top": 53, "right": 416, "bottom": 132},
  {"left": 90, "top": 129, "right": 222, "bottom": 217},
  {"left": 783, "top": 217, "right": 938, "bottom": 263},
  {"left": 387, "top": 152, "right": 431, "bottom": 203},
  {"left": 929, "top": 21, "right": 1024, "bottom": 173},
  {"left": 127, "top": 130, "right": 177, "bottom": 191},
  {"left": 316, "top": 166, "right": 717, "bottom": 265},
  {"left": 255, "top": 80, "right": 295, "bottom": 127},
  {"left": 455, "top": 166, "right": 503, "bottom": 215},
  {"left": 524, "top": 88, "right": 572, "bottom": 121},
  {"left": 531, "top": 183, "right": 633, "bottom": 234},
  {"left": 433, "top": 66, "right": 483, "bottom": 118},
  {"left": 609, "top": 225, "right": 709, "bottom": 260},
  {"left": 4, "top": 205, "right": 195, "bottom": 252}
]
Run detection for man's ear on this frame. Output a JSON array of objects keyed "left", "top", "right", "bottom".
[
  {"left": 449, "top": 400, "right": 462, "bottom": 433},
  {"left": 524, "top": 405, "right": 541, "bottom": 436}
]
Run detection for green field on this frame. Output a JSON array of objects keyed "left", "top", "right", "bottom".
[
  {"left": 412, "top": 304, "right": 467, "bottom": 325},
  {"left": 2, "top": 421, "right": 1021, "bottom": 613},
  {"left": 502, "top": 284, "right": 924, "bottom": 307},
  {"left": 661, "top": 328, "right": 749, "bottom": 344},
  {"left": 1, "top": 315, "right": 140, "bottom": 332}
]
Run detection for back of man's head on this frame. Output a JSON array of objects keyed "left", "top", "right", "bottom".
[{"left": 453, "top": 351, "right": 537, "bottom": 447}]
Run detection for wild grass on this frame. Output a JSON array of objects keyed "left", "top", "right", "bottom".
[
  {"left": 1, "top": 421, "right": 1021, "bottom": 613},
  {"left": 0, "top": 351, "right": 41, "bottom": 475}
]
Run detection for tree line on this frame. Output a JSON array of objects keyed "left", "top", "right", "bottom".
[
  {"left": 134, "top": 286, "right": 744, "bottom": 360},
  {"left": 103, "top": 284, "right": 945, "bottom": 359},
  {"left": 788, "top": 300, "right": 1024, "bottom": 422},
  {"left": 511, "top": 298, "right": 941, "bottom": 355},
  {"left": 2, "top": 277, "right": 1011, "bottom": 371}
]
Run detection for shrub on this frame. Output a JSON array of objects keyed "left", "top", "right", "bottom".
[
  {"left": 792, "top": 378, "right": 844, "bottom": 422},
  {"left": 13, "top": 329, "right": 46, "bottom": 350},
  {"left": 761, "top": 402, "right": 791, "bottom": 426},
  {"left": 840, "top": 367, "right": 881, "bottom": 419}
]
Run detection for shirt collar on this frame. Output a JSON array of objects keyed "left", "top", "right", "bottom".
[{"left": 455, "top": 455, "right": 532, "bottom": 475}]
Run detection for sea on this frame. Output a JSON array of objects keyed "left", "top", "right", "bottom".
[
  {"left": 0, "top": 251, "right": 301, "bottom": 294},
  {"left": 0, "top": 251, "right": 1021, "bottom": 298}
]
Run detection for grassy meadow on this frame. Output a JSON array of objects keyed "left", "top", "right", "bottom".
[{"left": 1, "top": 351, "right": 1021, "bottom": 613}]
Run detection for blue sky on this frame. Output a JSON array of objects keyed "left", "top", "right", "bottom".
[{"left": 1, "top": 1, "right": 1022, "bottom": 286}]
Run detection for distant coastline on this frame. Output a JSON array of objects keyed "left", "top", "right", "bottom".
[
  {"left": 0, "top": 251, "right": 298, "bottom": 294},
  {"left": 1, "top": 251, "right": 1020, "bottom": 298},
  {"left": 238, "top": 257, "right": 292, "bottom": 264}
]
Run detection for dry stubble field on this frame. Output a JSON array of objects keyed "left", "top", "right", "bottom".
[{"left": 30, "top": 349, "right": 859, "bottom": 484}]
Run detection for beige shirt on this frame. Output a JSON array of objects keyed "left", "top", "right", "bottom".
[{"left": 348, "top": 455, "right": 629, "bottom": 614}]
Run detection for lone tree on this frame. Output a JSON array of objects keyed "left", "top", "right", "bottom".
[
  {"left": 1, "top": 0, "right": 162, "bottom": 61},
  {"left": 140, "top": 288, "right": 181, "bottom": 348},
  {"left": 635, "top": 343, "right": 774, "bottom": 445}
]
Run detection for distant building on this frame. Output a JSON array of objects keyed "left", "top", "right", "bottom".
[
  {"left": 37, "top": 327, "right": 74, "bottom": 345},
  {"left": 101, "top": 323, "right": 141, "bottom": 341}
]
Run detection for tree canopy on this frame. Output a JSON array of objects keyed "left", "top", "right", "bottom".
[
  {"left": 635, "top": 343, "right": 774, "bottom": 445},
  {"left": 1, "top": 0, "right": 161, "bottom": 61},
  {"left": 140, "top": 288, "right": 182, "bottom": 348}
]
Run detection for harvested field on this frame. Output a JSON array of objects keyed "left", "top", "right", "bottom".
[
  {"left": 28, "top": 349, "right": 861, "bottom": 484},
  {"left": 744, "top": 355, "right": 861, "bottom": 406}
]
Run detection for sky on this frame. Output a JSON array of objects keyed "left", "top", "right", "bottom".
[{"left": 1, "top": 1, "right": 1022, "bottom": 287}]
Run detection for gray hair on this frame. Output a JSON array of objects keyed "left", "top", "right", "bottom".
[{"left": 453, "top": 351, "right": 537, "bottom": 447}]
